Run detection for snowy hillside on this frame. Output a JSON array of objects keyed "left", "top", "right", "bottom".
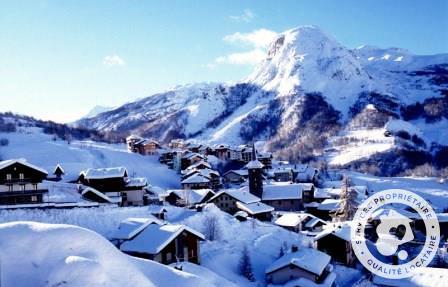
[
  {"left": 73, "top": 25, "right": 447, "bottom": 172},
  {"left": 0, "top": 126, "right": 180, "bottom": 189},
  {"left": 0, "top": 221, "right": 236, "bottom": 287}
]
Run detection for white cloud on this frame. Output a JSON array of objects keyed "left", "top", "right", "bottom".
[
  {"left": 229, "top": 9, "right": 255, "bottom": 23},
  {"left": 214, "top": 49, "right": 266, "bottom": 65},
  {"left": 223, "top": 28, "right": 277, "bottom": 49},
  {"left": 208, "top": 28, "right": 278, "bottom": 68},
  {"left": 103, "top": 55, "right": 126, "bottom": 67}
]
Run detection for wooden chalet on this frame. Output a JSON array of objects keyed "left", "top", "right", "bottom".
[
  {"left": 314, "top": 224, "right": 356, "bottom": 266},
  {"left": 274, "top": 213, "right": 327, "bottom": 233},
  {"left": 208, "top": 188, "right": 273, "bottom": 220},
  {"left": 165, "top": 189, "right": 215, "bottom": 207},
  {"left": 181, "top": 152, "right": 206, "bottom": 170},
  {"left": 222, "top": 169, "right": 248, "bottom": 184},
  {"left": 181, "top": 173, "right": 211, "bottom": 190},
  {"left": 266, "top": 246, "right": 335, "bottom": 286},
  {"left": 79, "top": 167, "right": 147, "bottom": 206},
  {"left": 126, "top": 135, "right": 143, "bottom": 152},
  {"left": 114, "top": 218, "right": 205, "bottom": 265},
  {"left": 214, "top": 144, "right": 230, "bottom": 161},
  {"left": 134, "top": 139, "right": 160, "bottom": 155},
  {"left": 261, "top": 183, "right": 311, "bottom": 211},
  {"left": 0, "top": 159, "right": 48, "bottom": 205}
]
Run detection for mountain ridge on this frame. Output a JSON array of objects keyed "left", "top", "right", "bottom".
[{"left": 76, "top": 25, "right": 448, "bottom": 174}]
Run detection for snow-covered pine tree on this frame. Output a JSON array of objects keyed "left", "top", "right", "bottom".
[
  {"left": 336, "top": 175, "right": 358, "bottom": 221},
  {"left": 239, "top": 245, "right": 255, "bottom": 282}
]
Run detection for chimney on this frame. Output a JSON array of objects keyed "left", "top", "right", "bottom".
[{"left": 291, "top": 245, "right": 299, "bottom": 253}]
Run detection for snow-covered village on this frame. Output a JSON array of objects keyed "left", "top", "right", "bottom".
[{"left": 1, "top": 1, "right": 448, "bottom": 287}]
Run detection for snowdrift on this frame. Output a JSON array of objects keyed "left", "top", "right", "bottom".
[{"left": 0, "top": 221, "right": 236, "bottom": 287}]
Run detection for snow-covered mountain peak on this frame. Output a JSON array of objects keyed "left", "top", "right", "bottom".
[{"left": 249, "top": 25, "right": 374, "bottom": 115}]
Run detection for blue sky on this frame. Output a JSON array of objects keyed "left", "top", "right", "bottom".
[{"left": 1, "top": 0, "right": 447, "bottom": 122}]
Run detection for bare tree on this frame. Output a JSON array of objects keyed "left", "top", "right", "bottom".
[{"left": 202, "top": 213, "right": 221, "bottom": 241}]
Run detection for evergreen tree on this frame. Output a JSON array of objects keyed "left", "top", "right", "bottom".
[
  {"left": 337, "top": 175, "right": 358, "bottom": 221},
  {"left": 239, "top": 245, "right": 255, "bottom": 282}
]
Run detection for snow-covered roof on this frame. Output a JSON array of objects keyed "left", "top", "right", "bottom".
[
  {"left": 168, "top": 189, "right": 214, "bottom": 205},
  {"left": 185, "top": 160, "right": 211, "bottom": 171},
  {"left": 53, "top": 164, "right": 65, "bottom": 175},
  {"left": 314, "top": 188, "right": 332, "bottom": 199},
  {"left": 126, "top": 134, "right": 142, "bottom": 141},
  {"left": 209, "top": 189, "right": 260, "bottom": 204},
  {"left": 294, "top": 165, "right": 318, "bottom": 181},
  {"left": 275, "top": 213, "right": 311, "bottom": 227},
  {"left": 317, "top": 199, "right": 340, "bottom": 211},
  {"left": 181, "top": 173, "right": 210, "bottom": 184},
  {"left": 245, "top": 160, "right": 264, "bottom": 169},
  {"left": 223, "top": 169, "right": 248, "bottom": 177},
  {"left": 266, "top": 248, "right": 331, "bottom": 276},
  {"left": 112, "top": 217, "right": 162, "bottom": 240},
  {"left": 316, "top": 187, "right": 341, "bottom": 198},
  {"left": 0, "top": 159, "right": 48, "bottom": 175},
  {"left": 84, "top": 167, "right": 127, "bottom": 180},
  {"left": 184, "top": 168, "right": 219, "bottom": 179},
  {"left": 262, "top": 183, "right": 303, "bottom": 200},
  {"left": 182, "top": 152, "right": 205, "bottom": 160},
  {"left": 372, "top": 267, "right": 448, "bottom": 287},
  {"left": 81, "top": 187, "right": 116, "bottom": 203},
  {"left": 305, "top": 217, "right": 327, "bottom": 228},
  {"left": 314, "top": 223, "right": 351, "bottom": 242},
  {"left": 125, "top": 177, "right": 147, "bottom": 188},
  {"left": 236, "top": 201, "right": 274, "bottom": 215},
  {"left": 120, "top": 223, "right": 204, "bottom": 254}
]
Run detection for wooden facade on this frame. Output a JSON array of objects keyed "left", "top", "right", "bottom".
[
  {"left": 0, "top": 160, "right": 48, "bottom": 205},
  {"left": 124, "top": 230, "right": 202, "bottom": 265}
]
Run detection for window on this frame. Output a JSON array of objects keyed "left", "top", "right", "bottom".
[
  {"left": 6, "top": 174, "right": 11, "bottom": 181},
  {"left": 21, "top": 185, "right": 26, "bottom": 191},
  {"left": 31, "top": 195, "right": 37, "bottom": 202},
  {"left": 19, "top": 173, "right": 24, "bottom": 180},
  {"left": 8, "top": 185, "right": 13, "bottom": 192},
  {"left": 33, "top": 184, "right": 38, "bottom": 190}
]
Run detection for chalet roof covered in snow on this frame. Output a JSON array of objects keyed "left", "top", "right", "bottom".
[
  {"left": 126, "top": 134, "right": 142, "bottom": 141},
  {"left": 262, "top": 183, "right": 303, "bottom": 200},
  {"left": 209, "top": 189, "right": 260, "bottom": 204},
  {"left": 182, "top": 152, "right": 205, "bottom": 160},
  {"left": 84, "top": 166, "right": 128, "bottom": 180},
  {"left": 315, "top": 187, "right": 340, "bottom": 199},
  {"left": 125, "top": 177, "right": 148, "bottom": 188},
  {"left": 168, "top": 189, "right": 214, "bottom": 205},
  {"left": 314, "top": 223, "right": 351, "bottom": 242},
  {"left": 120, "top": 222, "right": 204, "bottom": 255},
  {"left": 293, "top": 165, "right": 318, "bottom": 181},
  {"left": 265, "top": 248, "right": 331, "bottom": 276},
  {"left": 223, "top": 169, "right": 248, "bottom": 177},
  {"left": 0, "top": 159, "right": 48, "bottom": 175},
  {"left": 245, "top": 160, "right": 264, "bottom": 169},
  {"left": 236, "top": 201, "right": 274, "bottom": 215},
  {"left": 181, "top": 173, "right": 210, "bottom": 184},
  {"left": 317, "top": 199, "right": 340, "bottom": 211},
  {"left": 112, "top": 217, "right": 162, "bottom": 240},
  {"left": 81, "top": 187, "right": 117, "bottom": 204},
  {"left": 185, "top": 160, "right": 211, "bottom": 171},
  {"left": 274, "top": 213, "right": 311, "bottom": 227},
  {"left": 184, "top": 168, "right": 219, "bottom": 179},
  {"left": 53, "top": 164, "right": 65, "bottom": 175}
]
